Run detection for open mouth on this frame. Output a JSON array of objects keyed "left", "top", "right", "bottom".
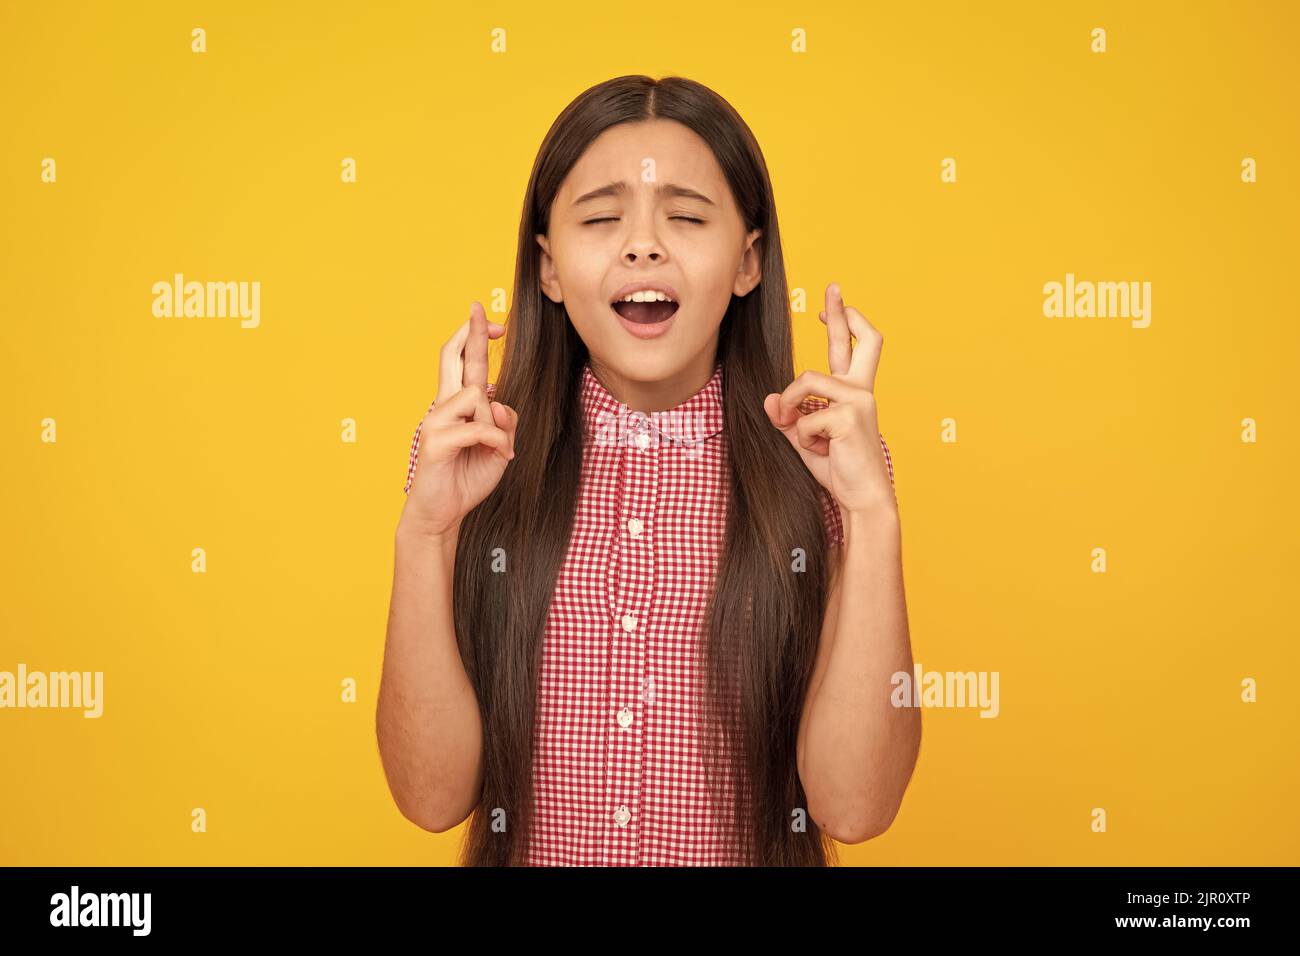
[{"left": 611, "top": 293, "right": 679, "bottom": 324}]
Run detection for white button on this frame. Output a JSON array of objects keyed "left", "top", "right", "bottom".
[
  {"left": 617, "top": 706, "right": 633, "bottom": 729},
  {"left": 621, "top": 613, "right": 637, "bottom": 632},
  {"left": 613, "top": 805, "right": 631, "bottom": 827},
  {"left": 633, "top": 432, "right": 651, "bottom": 450},
  {"left": 627, "top": 518, "right": 643, "bottom": 537}
]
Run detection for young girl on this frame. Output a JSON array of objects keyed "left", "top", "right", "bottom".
[{"left": 378, "top": 75, "right": 918, "bottom": 866}]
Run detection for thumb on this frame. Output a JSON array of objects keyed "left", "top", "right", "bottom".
[
  {"left": 764, "top": 394, "right": 808, "bottom": 460},
  {"left": 491, "top": 401, "right": 518, "bottom": 453},
  {"left": 764, "top": 392, "right": 799, "bottom": 436}
]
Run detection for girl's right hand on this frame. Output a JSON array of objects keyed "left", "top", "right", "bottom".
[{"left": 401, "top": 302, "right": 518, "bottom": 539}]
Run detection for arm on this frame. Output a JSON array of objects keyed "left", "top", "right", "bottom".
[
  {"left": 797, "top": 502, "right": 919, "bottom": 843},
  {"left": 375, "top": 514, "right": 485, "bottom": 833},
  {"left": 378, "top": 304, "right": 511, "bottom": 833}
]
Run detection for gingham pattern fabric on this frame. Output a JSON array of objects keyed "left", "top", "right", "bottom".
[{"left": 403, "top": 361, "right": 894, "bottom": 865}]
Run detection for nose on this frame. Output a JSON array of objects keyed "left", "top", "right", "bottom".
[
  {"left": 624, "top": 246, "right": 662, "bottom": 263},
  {"left": 620, "top": 207, "right": 665, "bottom": 264}
]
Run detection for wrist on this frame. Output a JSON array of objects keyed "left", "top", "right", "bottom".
[
  {"left": 841, "top": 500, "right": 900, "bottom": 543},
  {"left": 396, "top": 511, "right": 459, "bottom": 553}
]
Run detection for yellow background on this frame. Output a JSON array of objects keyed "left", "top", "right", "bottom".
[{"left": 1, "top": 0, "right": 1296, "bottom": 866}]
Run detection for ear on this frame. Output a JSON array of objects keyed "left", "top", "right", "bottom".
[
  {"left": 536, "top": 233, "right": 563, "bottom": 304},
  {"left": 733, "top": 227, "right": 763, "bottom": 297}
]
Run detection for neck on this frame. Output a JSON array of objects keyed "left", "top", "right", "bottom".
[{"left": 588, "top": 348, "right": 719, "bottom": 413}]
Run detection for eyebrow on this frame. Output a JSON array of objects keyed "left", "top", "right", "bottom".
[{"left": 572, "top": 180, "right": 716, "bottom": 207}]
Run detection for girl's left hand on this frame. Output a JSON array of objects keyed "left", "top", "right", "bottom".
[{"left": 763, "top": 282, "right": 896, "bottom": 517}]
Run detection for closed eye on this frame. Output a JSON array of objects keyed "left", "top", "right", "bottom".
[{"left": 583, "top": 217, "right": 705, "bottom": 225}]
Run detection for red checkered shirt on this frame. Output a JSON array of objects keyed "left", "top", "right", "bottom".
[{"left": 403, "top": 360, "right": 894, "bottom": 865}]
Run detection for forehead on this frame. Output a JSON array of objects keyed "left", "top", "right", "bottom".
[{"left": 559, "top": 118, "right": 729, "bottom": 201}]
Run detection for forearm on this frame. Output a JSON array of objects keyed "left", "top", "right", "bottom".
[
  {"left": 801, "top": 505, "right": 919, "bottom": 841},
  {"left": 376, "top": 513, "right": 484, "bottom": 832}
]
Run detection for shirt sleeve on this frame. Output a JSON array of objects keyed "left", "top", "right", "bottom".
[
  {"left": 796, "top": 396, "right": 895, "bottom": 548},
  {"left": 404, "top": 382, "right": 497, "bottom": 495}
]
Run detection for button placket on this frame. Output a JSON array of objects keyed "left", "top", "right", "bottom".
[{"left": 601, "top": 415, "right": 656, "bottom": 866}]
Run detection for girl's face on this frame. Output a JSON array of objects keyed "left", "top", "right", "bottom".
[{"left": 537, "top": 118, "right": 762, "bottom": 399}]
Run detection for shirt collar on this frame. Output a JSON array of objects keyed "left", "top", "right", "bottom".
[{"left": 580, "top": 359, "right": 725, "bottom": 448}]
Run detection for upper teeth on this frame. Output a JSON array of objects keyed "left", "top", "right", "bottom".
[{"left": 617, "top": 290, "right": 675, "bottom": 303}]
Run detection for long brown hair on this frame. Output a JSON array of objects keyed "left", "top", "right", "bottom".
[{"left": 452, "top": 75, "right": 838, "bottom": 866}]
